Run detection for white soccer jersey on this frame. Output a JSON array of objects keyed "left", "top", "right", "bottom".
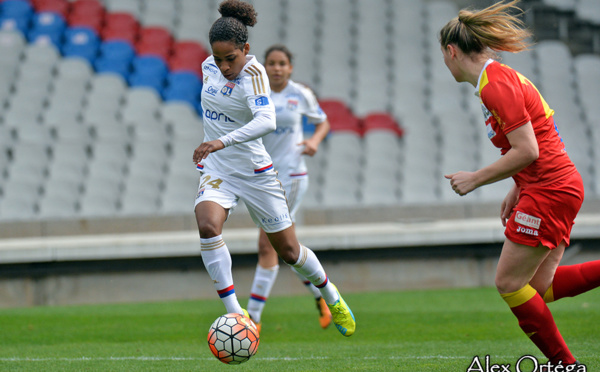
[
  {"left": 262, "top": 80, "right": 327, "bottom": 177},
  {"left": 198, "top": 55, "right": 276, "bottom": 177}
]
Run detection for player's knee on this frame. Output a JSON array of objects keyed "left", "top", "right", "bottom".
[
  {"left": 196, "top": 217, "right": 221, "bottom": 238},
  {"left": 275, "top": 244, "right": 298, "bottom": 265},
  {"left": 495, "top": 275, "right": 522, "bottom": 294}
]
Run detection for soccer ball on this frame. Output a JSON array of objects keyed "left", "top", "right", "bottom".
[{"left": 207, "top": 313, "right": 260, "bottom": 365}]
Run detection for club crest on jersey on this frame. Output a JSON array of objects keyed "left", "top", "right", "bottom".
[
  {"left": 221, "top": 82, "right": 235, "bottom": 96},
  {"left": 287, "top": 99, "right": 298, "bottom": 111}
]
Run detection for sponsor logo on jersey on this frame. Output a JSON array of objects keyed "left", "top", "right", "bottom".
[
  {"left": 486, "top": 123, "right": 496, "bottom": 139},
  {"left": 205, "top": 85, "right": 218, "bottom": 96},
  {"left": 515, "top": 211, "right": 541, "bottom": 229},
  {"left": 204, "top": 109, "right": 234, "bottom": 122},
  {"left": 255, "top": 96, "right": 269, "bottom": 106},
  {"left": 481, "top": 103, "right": 492, "bottom": 120},
  {"left": 287, "top": 99, "right": 298, "bottom": 111},
  {"left": 261, "top": 212, "right": 289, "bottom": 225},
  {"left": 203, "top": 63, "right": 219, "bottom": 74},
  {"left": 221, "top": 82, "right": 235, "bottom": 97},
  {"left": 517, "top": 225, "right": 539, "bottom": 236}
]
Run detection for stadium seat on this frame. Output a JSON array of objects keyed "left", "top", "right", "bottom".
[
  {"left": 576, "top": 0, "right": 600, "bottom": 25},
  {"left": 94, "top": 40, "right": 135, "bottom": 79},
  {"left": 160, "top": 101, "right": 203, "bottom": 139},
  {"left": 362, "top": 112, "right": 404, "bottom": 136},
  {"left": 62, "top": 26, "right": 100, "bottom": 63},
  {"left": 103, "top": 0, "right": 141, "bottom": 18},
  {"left": 0, "top": 0, "right": 33, "bottom": 34},
  {"left": 102, "top": 12, "right": 139, "bottom": 44},
  {"left": 128, "top": 55, "right": 168, "bottom": 94},
  {"left": 32, "top": 0, "right": 70, "bottom": 18},
  {"left": 135, "top": 26, "right": 172, "bottom": 60},
  {"left": 163, "top": 71, "right": 201, "bottom": 106},
  {"left": 28, "top": 11, "right": 66, "bottom": 46}
]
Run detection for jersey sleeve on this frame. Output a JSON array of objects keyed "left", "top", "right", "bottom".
[
  {"left": 481, "top": 80, "right": 530, "bottom": 134},
  {"left": 298, "top": 85, "right": 327, "bottom": 124}
]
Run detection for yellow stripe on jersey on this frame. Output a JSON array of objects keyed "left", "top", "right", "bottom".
[
  {"left": 501, "top": 284, "right": 537, "bottom": 308},
  {"left": 478, "top": 69, "right": 490, "bottom": 97},
  {"left": 245, "top": 65, "right": 266, "bottom": 95},
  {"left": 514, "top": 71, "right": 555, "bottom": 119}
]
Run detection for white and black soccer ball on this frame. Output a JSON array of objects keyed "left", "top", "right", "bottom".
[{"left": 207, "top": 313, "right": 260, "bottom": 365}]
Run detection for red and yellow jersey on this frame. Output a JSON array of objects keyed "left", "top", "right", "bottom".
[{"left": 477, "top": 59, "right": 577, "bottom": 187}]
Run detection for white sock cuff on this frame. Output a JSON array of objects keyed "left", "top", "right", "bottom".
[
  {"left": 293, "top": 244, "right": 309, "bottom": 267},
  {"left": 200, "top": 235, "right": 223, "bottom": 245},
  {"left": 257, "top": 264, "right": 280, "bottom": 273}
]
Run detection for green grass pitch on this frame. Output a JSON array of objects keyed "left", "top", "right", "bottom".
[{"left": 0, "top": 287, "right": 598, "bottom": 371}]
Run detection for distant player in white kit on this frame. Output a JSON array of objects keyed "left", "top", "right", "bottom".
[
  {"left": 193, "top": 0, "right": 355, "bottom": 337},
  {"left": 246, "top": 45, "right": 332, "bottom": 331}
]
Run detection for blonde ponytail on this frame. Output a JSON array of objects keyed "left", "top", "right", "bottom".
[{"left": 439, "top": 0, "right": 533, "bottom": 54}]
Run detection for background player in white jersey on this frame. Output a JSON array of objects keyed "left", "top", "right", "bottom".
[
  {"left": 193, "top": 0, "right": 355, "bottom": 337},
  {"left": 246, "top": 45, "right": 332, "bottom": 331}
]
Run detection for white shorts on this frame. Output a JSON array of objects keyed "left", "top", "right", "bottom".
[
  {"left": 194, "top": 170, "right": 293, "bottom": 233},
  {"left": 278, "top": 174, "right": 308, "bottom": 222}
]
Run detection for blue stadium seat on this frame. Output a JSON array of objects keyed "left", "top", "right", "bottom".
[
  {"left": 62, "top": 26, "right": 100, "bottom": 63},
  {"left": 163, "top": 71, "right": 201, "bottom": 106},
  {"left": 28, "top": 12, "right": 66, "bottom": 47},
  {"left": 94, "top": 40, "right": 135, "bottom": 79},
  {"left": 128, "top": 55, "right": 168, "bottom": 95},
  {"left": 0, "top": 0, "right": 33, "bottom": 34}
]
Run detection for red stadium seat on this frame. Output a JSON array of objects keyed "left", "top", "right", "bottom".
[
  {"left": 137, "top": 26, "right": 172, "bottom": 46},
  {"left": 319, "top": 99, "right": 362, "bottom": 134},
  {"left": 135, "top": 26, "right": 172, "bottom": 61},
  {"left": 68, "top": 11, "right": 103, "bottom": 33},
  {"left": 168, "top": 54, "right": 202, "bottom": 78},
  {"left": 103, "top": 11, "right": 138, "bottom": 35},
  {"left": 172, "top": 40, "right": 209, "bottom": 62},
  {"left": 32, "top": 0, "right": 69, "bottom": 18},
  {"left": 362, "top": 112, "right": 404, "bottom": 136},
  {"left": 70, "top": 0, "right": 104, "bottom": 17}
]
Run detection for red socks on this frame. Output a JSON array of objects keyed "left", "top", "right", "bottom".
[
  {"left": 544, "top": 261, "right": 600, "bottom": 302},
  {"left": 502, "top": 284, "right": 576, "bottom": 364}
]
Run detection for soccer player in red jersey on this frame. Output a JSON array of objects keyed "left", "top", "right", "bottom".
[{"left": 439, "top": 0, "right": 600, "bottom": 366}]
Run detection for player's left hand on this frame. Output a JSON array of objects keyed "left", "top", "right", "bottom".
[
  {"left": 444, "top": 171, "right": 478, "bottom": 196},
  {"left": 193, "top": 140, "right": 225, "bottom": 163},
  {"left": 299, "top": 139, "right": 319, "bottom": 156}
]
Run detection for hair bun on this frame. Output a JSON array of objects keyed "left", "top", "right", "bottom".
[{"left": 219, "top": 0, "right": 257, "bottom": 27}]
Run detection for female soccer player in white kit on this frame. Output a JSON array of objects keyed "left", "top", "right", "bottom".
[
  {"left": 193, "top": 0, "right": 355, "bottom": 337},
  {"left": 246, "top": 45, "right": 332, "bottom": 331}
]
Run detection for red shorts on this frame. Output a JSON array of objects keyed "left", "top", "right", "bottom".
[{"left": 505, "top": 171, "right": 584, "bottom": 249}]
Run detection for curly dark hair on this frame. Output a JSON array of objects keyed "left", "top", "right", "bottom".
[
  {"left": 209, "top": 0, "right": 258, "bottom": 49},
  {"left": 264, "top": 44, "right": 293, "bottom": 65}
]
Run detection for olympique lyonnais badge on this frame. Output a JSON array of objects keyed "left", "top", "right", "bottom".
[{"left": 221, "top": 82, "right": 235, "bottom": 96}]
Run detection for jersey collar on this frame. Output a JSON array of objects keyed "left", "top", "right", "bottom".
[{"left": 474, "top": 58, "right": 495, "bottom": 97}]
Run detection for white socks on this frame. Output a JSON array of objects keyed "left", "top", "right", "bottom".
[
  {"left": 247, "top": 264, "right": 279, "bottom": 323},
  {"left": 200, "top": 235, "right": 243, "bottom": 314},
  {"left": 291, "top": 245, "right": 339, "bottom": 305},
  {"left": 291, "top": 266, "right": 323, "bottom": 299}
]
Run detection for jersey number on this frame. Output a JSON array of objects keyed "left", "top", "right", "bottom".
[{"left": 200, "top": 175, "right": 223, "bottom": 189}]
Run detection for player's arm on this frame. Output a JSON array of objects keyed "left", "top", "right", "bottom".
[
  {"left": 445, "top": 122, "right": 538, "bottom": 195},
  {"left": 301, "top": 118, "right": 330, "bottom": 156}
]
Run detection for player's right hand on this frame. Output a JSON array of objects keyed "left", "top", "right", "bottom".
[{"left": 193, "top": 140, "right": 225, "bottom": 163}]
